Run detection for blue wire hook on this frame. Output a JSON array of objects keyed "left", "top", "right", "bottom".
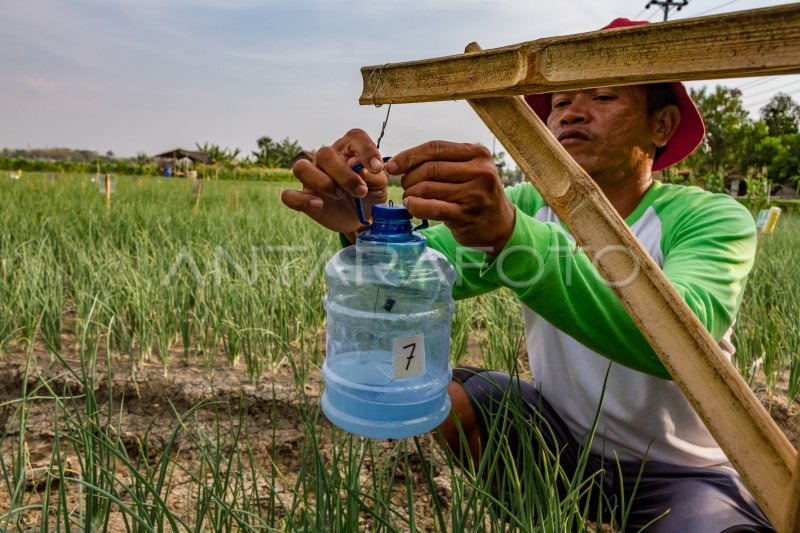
[
  {"left": 351, "top": 156, "right": 391, "bottom": 225},
  {"left": 351, "top": 156, "right": 428, "bottom": 231}
]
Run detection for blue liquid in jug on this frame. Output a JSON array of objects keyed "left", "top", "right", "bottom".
[
  {"left": 321, "top": 301, "right": 452, "bottom": 439},
  {"left": 322, "top": 351, "right": 451, "bottom": 439}
]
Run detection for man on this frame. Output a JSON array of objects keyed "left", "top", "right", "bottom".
[{"left": 282, "top": 18, "right": 771, "bottom": 531}]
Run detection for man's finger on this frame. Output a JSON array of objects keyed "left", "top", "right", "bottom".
[
  {"left": 293, "top": 159, "right": 348, "bottom": 199},
  {"left": 386, "top": 141, "right": 479, "bottom": 175},
  {"left": 402, "top": 196, "right": 462, "bottom": 223},
  {"left": 315, "top": 147, "right": 369, "bottom": 197},
  {"left": 331, "top": 128, "right": 385, "bottom": 174},
  {"left": 400, "top": 161, "right": 488, "bottom": 189},
  {"left": 281, "top": 189, "right": 324, "bottom": 214},
  {"left": 360, "top": 167, "right": 389, "bottom": 190},
  {"left": 403, "top": 180, "right": 465, "bottom": 203}
]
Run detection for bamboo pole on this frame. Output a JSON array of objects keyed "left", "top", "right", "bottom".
[
  {"left": 105, "top": 173, "right": 111, "bottom": 211},
  {"left": 360, "top": 4, "right": 800, "bottom": 105},
  {"left": 194, "top": 179, "right": 203, "bottom": 210},
  {"left": 227, "top": 184, "right": 240, "bottom": 211},
  {"left": 462, "top": 40, "right": 796, "bottom": 529},
  {"left": 789, "top": 450, "right": 800, "bottom": 532}
]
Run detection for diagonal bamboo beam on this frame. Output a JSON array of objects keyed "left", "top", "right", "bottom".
[
  {"left": 360, "top": 3, "right": 800, "bottom": 105},
  {"left": 460, "top": 40, "right": 797, "bottom": 533},
  {"left": 790, "top": 450, "right": 800, "bottom": 531}
]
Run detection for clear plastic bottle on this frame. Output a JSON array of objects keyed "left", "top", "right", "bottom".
[{"left": 322, "top": 202, "right": 456, "bottom": 439}]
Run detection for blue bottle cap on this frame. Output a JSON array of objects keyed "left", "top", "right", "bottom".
[
  {"left": 372, "top": 202, "right": 412, "bottom": 221},
  {"left": 369, "top": 202, "right": 413, "bottom": 235},
  {"left": 351, "top": 156, "right": 428, "bottom": 234}
]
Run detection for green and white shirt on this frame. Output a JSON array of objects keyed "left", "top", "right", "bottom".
[{"left": 421, "top": 180, "right": 757, "bottom": 467}]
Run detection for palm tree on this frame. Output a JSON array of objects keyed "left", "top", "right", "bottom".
[
  {"left": 251, "top": 136, "right": 303, "bottom": 168},
  {"left": 276, "top": 138, "right": 302, "bottom": 167},
  {"left": 196, "top": 142, "right": 241, "bottom": 166},
  {"left": 252, "top": 136, "right": 277, "bottom": 167}
]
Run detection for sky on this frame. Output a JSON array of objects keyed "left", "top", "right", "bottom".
[{"left": 2, "top": 0, "right": 799, "bottom": 161}]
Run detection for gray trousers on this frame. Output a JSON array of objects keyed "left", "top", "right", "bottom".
[{"left": 454, "top": 368, "right": 774, "bottom": 532}]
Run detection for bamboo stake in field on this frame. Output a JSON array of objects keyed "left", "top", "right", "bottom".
[
  {"left": 227, "top": 183, "right": 241, "bottom": 211},
  {"left": 194, "top": 179, "right": 204, "bottom": 210},
  {"left": 105, "top": 173, "right": 111, "bottom": 211}
]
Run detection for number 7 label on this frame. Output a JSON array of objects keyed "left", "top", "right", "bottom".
[{"left": 393, "top": 334, "right": 425, "bottom": 378}]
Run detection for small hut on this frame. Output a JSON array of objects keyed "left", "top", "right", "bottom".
[{"left": 152, "top": 149, "right": 210, "bottom": 177}]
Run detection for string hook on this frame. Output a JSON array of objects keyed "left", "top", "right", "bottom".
[{"left": 369, "top": 63, "right": 392, "bottom": 149}]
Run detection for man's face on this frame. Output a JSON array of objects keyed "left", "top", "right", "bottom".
[{"left": 546, "top": 86, "right": 657, "bottom": 182}]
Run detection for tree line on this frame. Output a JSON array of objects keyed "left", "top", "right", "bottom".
[
  {"left": 0, "top": 135, "right": 306, "bottom": 178},
  {"left": 193, "top": 136, "right": 304, "bottom": 169},
  {"left": 3, "top": 90, "right": 799, "bottom": 191},
  {"left": 673, "top": 89, "right": 800, "bottom": 194}
]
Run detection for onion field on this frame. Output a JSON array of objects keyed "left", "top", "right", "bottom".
[{"left": 0, "top": 172, "right": 797, "bottom": 531}]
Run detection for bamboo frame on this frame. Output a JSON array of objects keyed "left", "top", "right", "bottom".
[
  {"left": 359, "top": 8, "right": 800, "bottom": 532},
  {"left": 361, "top": 4, "right": 800, "bottom": 105},
  {"left": 791, "top": 450, "right": 800, "bottom": 532}
]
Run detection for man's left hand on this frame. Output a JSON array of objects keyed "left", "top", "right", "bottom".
[{"left": 387, "top": 141, "right": 516, "bottom": 257}]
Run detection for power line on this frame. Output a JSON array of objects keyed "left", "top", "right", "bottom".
[
  {"left": 744, "top": 78, "right": 800, "bottom": 100},
  {"left": 735, "top": 76, "right": 780, "bottom": 91},
  {"left": 693, "top": 0, "right": 741, "bottom": 17},
  {"left": 645, "top": 0, "right": 689, "bottom": 22},
  {"left": 632, "top": 6, "right": 650, "bottom": 19},
  {"left": 748, "top": 87, "right": 800, "bottom": 110}
]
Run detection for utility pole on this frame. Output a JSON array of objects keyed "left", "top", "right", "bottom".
[{"left": 646, "top": 0, "right": 689, "bottom": 22}]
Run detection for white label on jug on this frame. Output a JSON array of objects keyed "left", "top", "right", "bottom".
[{"left": 393, "top": 334, "right": 425, "bottom": 379}]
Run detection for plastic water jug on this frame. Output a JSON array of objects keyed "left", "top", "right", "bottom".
[{"left": 322, "top": 198, "right": 456, "bottom": 439}]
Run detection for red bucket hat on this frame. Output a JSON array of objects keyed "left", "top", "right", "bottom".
[{"left": 523, "top": 18, "right": 705, "bottom": 172}]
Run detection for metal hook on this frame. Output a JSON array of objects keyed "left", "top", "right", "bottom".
[
  {"left": 369, "top": 63, "right": 393, "bottom": 149},
  {"left": 369, "top": 63, "right": 389, "bottom": 108},
  {"left": 375, "top": 103, "right": 392, "bottom": 150}
]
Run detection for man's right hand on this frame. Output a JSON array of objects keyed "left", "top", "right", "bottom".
[{"left": 281, "top": 129, "right": 389, "bottom": 234}]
